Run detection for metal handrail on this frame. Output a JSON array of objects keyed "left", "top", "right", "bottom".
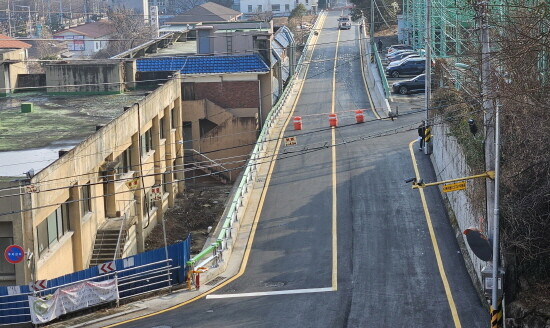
[
  {"left": 372, "top": 42, "right": 391, "bottom": 98},
  {"left": 187, "top": 149, "right": 232, "bottom": 182}
]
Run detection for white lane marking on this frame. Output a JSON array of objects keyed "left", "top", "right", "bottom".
[{"left": 205, "top": 287, "right": 333, "bottom": 299}]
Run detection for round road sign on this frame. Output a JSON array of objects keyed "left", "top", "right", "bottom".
[{"left": 4, "top": 245, "right": 25, "bottom": 264}]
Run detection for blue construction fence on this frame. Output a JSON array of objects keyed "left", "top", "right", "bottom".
[{"left": 0, "top": 236, "right": 191, "bottom": 325}]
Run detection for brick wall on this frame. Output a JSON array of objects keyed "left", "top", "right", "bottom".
[{"left": 194, "top": 81, "right": 259, "bottom": 109}]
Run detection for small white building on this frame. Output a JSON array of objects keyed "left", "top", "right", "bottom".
[
  {"left": 240, "top": 0, "right": 317, "bottom": 16},
  {"left": 53, "top": 21, "right": 116, "bottom": 59}
]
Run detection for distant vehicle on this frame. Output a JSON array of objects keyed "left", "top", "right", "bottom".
[
  {"left": 387, "top": 44, "right": 413, "bottom": 54},
  {"left": 386, "top": 57, "right": 426, "bottom": 78},
  {"left": 392, "top": 74, "right": 426, "bottom": 94},
  {"left": 338, "top": 16, "right": 351, "bottom": 30}
]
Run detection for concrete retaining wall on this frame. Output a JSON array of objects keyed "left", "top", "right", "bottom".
[{"left": 431, "top": 122, "right": 486, "bottom": 286}]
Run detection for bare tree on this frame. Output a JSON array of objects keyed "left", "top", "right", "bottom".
[{"left": 93, "top": 8, "right": 155, "bottom": 58}]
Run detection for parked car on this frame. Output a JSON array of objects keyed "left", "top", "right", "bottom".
[
  {"left": 392, "top": 74, "right": 426, "bottom": 94},
  {"left": 387, "top": 44, "right": 413, "bottom": 54},
  {"left": 385, "top": 49, "right": 414, "bottom": 61},
  {"left": 388, "top": 54, "right": 421, "bottom": 66},
  {"left": 338, "top": 16, "right": 351, "bottom": 30},
  {"left": 386, "top": 57, "right": 426, "bottom": 78},
  {"left": 387, "top": 51, "right": 417, "bottom": 62}
]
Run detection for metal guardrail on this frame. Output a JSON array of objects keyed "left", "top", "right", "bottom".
[
  {"left": 186, "top": 11, "right": 327, "bottom": 271},
  {"left": 372, "top": 42, "right": 391, "bottom": 98}
]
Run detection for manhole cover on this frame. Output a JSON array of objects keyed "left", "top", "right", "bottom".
[{"left": 205, "top": 276, "right": 227, "bottom": 286}]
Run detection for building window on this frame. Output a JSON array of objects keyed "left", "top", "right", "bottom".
[
  {"left": 173, "top": 160, "right": 177, "bottom": 182},
  {"left": 140, "top": 129, "right": 153, "bottom": 155},
  {"left": 248, "top": 5, "right": 252, "bottom": 12},
  {"left": 160, "top": 117, "right": 166, "bottom": 139},
  {"left": 114, "top": 147, "right": 132, "bottom": 178},
  {"left": 171, "top": 108, "right": 176, "bottom": 128},
  {"left": 37, "top": 203, "right": 70, "bottom": 256},
  {"left": 258, "top": 5, "right": 262, "bottom": 11},
  {"left": 296, "top": 0, "right": 298, "bottom": 4},
  {"left": 272, "top": 4, "right": 280, "bottom": 11},
  {"left": 285, "top": 4, "right": 290, "bottom": 11},
  {"left": 81, "top": 183, "right": 92, "bottom": 216},
  {"left": 306, "top": 0, "right": 309, "bottom": 4}
]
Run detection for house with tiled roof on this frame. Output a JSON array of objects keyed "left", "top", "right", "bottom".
[
  {"left": 53, "top": 21, "right": 116, "bottom": 58},
  {"left": 0, "top": 34, "right": 32, "bottom": 96},
  {"left": 166, "top": 2, "right": 242, "bottom": 25}
]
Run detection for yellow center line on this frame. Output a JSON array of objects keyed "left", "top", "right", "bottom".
[
  {"left": 408, "top": 139, "right": 462, "bottom": 328},
  {"left": 102, "top": 13, "right": 328, "bottom": 328},
  {"left": 331, "top": 28, "right": 341, "bottom": 291}
]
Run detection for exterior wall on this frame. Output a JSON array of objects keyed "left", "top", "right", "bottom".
[
  {"left": 431, "top": 122, "right": 485, "bottom": 284},
  {"left": 45, "top": 62, "right": 124, "bottom": 94},
  {"left": 259, "top": 71, "right": 273, "bottom": 122},
  {"left": 0, "top": 48, "right": 29, "bottom": 95},
  {"left": 10, "top": 75, "right": 184, "bottom": 282},
  {"left": 0, "top": 182, "right": 24, "bottom": 285},
  {"left": 194, "top": 80, "right": 260, "bottom": 109},
  {"left": 182, "top": 99, "right": 258, "bottom": 177}
]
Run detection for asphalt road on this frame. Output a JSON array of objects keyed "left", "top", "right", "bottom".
[{"left": 113, "top": 12, "right": 487, "bottom": 328}]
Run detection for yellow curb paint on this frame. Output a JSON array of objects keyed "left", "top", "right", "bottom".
[
  {"left": 331, "top": 27, "right": 340, "bottom": 291},
  {"left": 101, "top": 12, "right": 329, "bottom": 328},
  {"left": 408, "top": 139, "right": 462, "bottom": 328}
]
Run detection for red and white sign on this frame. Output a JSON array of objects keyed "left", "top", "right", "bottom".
[
  {"left": 30, "top": 280, "right": 48, "bottom": 292},
  {"left": 150, "top": 186, "right": 162, "bottom": 201},
  {"left": 4, "top": 244, "right": 25, "bottom": 264},
  {"left": 99, "top": 261, "right": 116, "bottom": 274}
]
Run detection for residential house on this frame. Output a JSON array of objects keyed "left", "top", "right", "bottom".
[
  {"left": 0, "top": 34, "right": 31, "bottom": 96},
  {"left": 53, "top": 21, "right": 116, "bottom": 58}
]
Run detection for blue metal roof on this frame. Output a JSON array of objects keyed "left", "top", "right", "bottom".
[{"left": 136, "top": 54, "right": 270, "bottom": 74}]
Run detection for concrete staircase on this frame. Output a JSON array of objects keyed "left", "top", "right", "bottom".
[{"left": 89, "top": 227, "right": 127, "bottom": 267}]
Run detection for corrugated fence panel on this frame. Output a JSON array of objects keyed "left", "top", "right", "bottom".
[{"left": 0, "top": 236, "right": 191, "bottom": 325}]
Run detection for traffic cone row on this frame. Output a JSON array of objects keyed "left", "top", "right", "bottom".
[{"left": 293, "top": 110, "right": 365, "bottom": 131}]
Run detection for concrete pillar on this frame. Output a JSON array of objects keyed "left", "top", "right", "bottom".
[
  {"left": 130, "top": 133, "right": 145, "bottom": 253},
  {"left": 124, "top": 60, "right": 137, "bottom": 90},
  {"left": 69, "top": 185, "right": 84, "bottom": 271},
  {"left": 173, "top": 98, "right": 185, "bottom": 193},
  {"left": 164, "top": 105, "right": 176, "bottom": 207}
]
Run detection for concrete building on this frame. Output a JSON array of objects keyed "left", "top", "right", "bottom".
[
  {"left": 0, "top": 34, "right": 32, "bottom": 96},
  {"left": 0, "top": 64, "right": 184, "bottom": 285},
  {"left": 53, "top": 21, "right": 116, "bottom": 59},
  {"left": 240, "top": 0, "right": 318, "bottom": 16}
]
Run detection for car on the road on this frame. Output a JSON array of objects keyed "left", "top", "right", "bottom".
[
  {"left": 392, "top": 74, "right": 427, "bottom": 94},
  {"left": 387, "top": 44, "right": 413, "bottom": 54},
  {"left": 338, "top": 15, "right": 351, "bottom": 30},
  {"left": 386, "top": 57, "right": 426, "bottom": 78}
]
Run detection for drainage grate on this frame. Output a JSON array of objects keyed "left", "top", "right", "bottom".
[{"left": 205, "top": 276, "right": 227, "bottom": 286}]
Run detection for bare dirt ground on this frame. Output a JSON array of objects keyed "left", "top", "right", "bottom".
[{"left": 144, "top": 180, "right": 233, "bottom": 254}]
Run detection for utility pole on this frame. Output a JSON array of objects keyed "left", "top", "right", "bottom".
[
  {"left": 7, "top": 0, "right": 12, "bottom": 37},
  {"left": 479, "top": 0, "right": 495, "bottom": 235},
  {"left": 478, "top": 0, "right": 502, "bottom": 324},
  {"left": 370, "top": 0, "right": 375, "bottom": 42},
  {"left": 424, "top": 0, "right": 432, "bottom": 155}
]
